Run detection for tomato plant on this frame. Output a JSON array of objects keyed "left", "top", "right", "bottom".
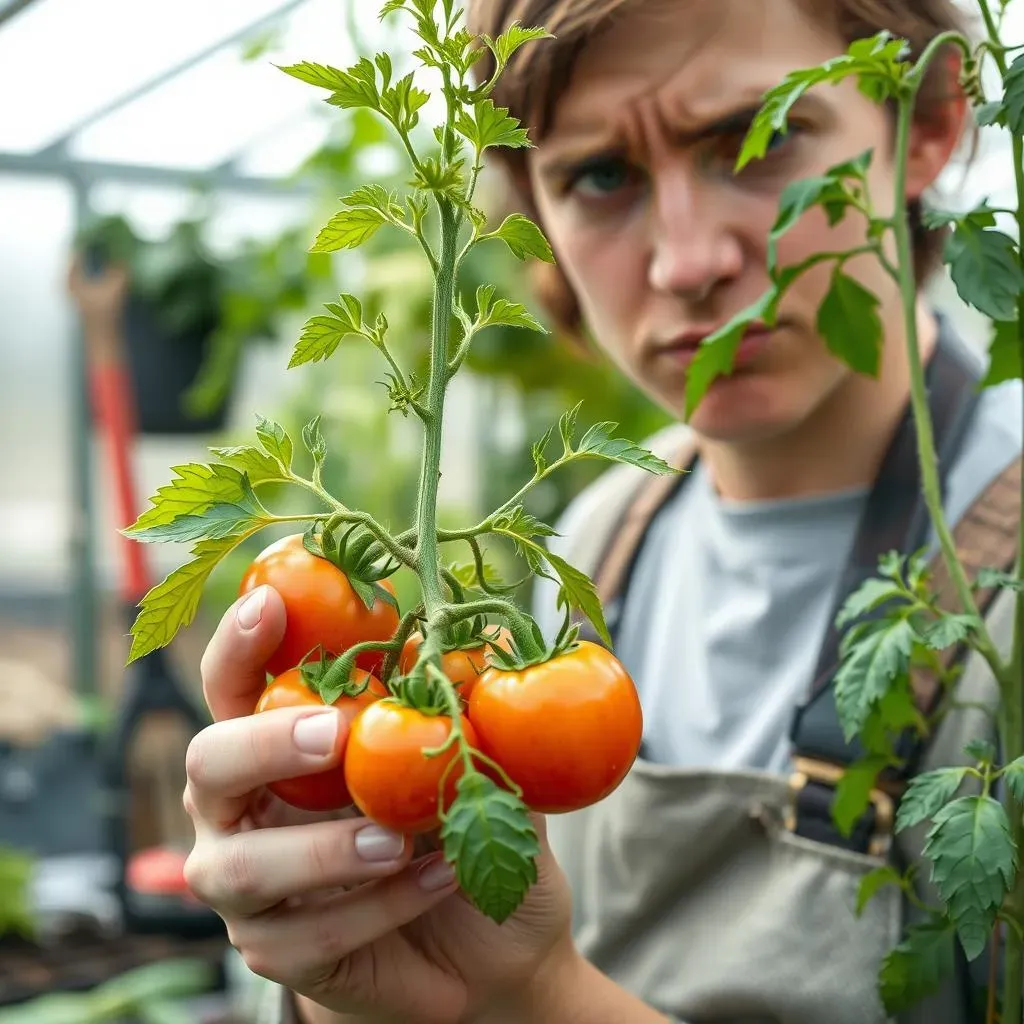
[
  {"left": 240, "top": 532, "right": 400, "bottom": 678},
  {"left": 399, "top": 625, "right": 513, "bottom": 702},
  {"left": 254, "top": 665, "right": 387, "bottom": 812},
  {"left": 344, "top": 701, "right": 479, "bottom": 834},
  {"left": 467, "top": 640, "right": 643, "bottom": 814}
]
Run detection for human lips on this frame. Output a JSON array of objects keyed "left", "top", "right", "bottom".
[{"left": 651, "top": 323, "right": 774, "bottom": 371}]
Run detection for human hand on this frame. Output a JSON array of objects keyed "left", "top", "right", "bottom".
[
  {"left": 183, "top": 584, "right": 576, "bottom": 1024},
  {"left": 66, "top": 252, "right": 129, "bottom": 326}
]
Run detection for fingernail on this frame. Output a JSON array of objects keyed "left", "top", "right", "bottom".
[
  {"left": 354, "top": 824, "right": 405, "bottom": 862},
  {"left": 237, "top": 587, "right": 266, "bottom": 631},
  {"left": 417, "top": 855, "right": 456, "bottom": 891},
  {"left": 292, "top": 711, "right": 338, "bottom": 756}
]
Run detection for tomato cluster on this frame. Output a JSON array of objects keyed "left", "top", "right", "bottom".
[{"left": 244, "top": 535, "right": 643, "bottom": 833}]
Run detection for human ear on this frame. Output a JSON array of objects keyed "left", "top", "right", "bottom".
[{"left": 904, "top": 52, "right": 969, "bottom": 200}]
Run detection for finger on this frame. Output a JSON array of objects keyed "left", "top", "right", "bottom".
[
  {"left": 184, "top": 705, "right": 347, "bottom": 831},
  {"left": 184, "top": 816, "right": 412, "bottom": 917},
  {"left": 228, "top": 852, "right": 459, "bottom": 987},
  {"left": 200, "top": 584, "right": 286, "bottom": 721}
]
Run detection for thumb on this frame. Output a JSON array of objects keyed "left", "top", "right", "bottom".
[{"left": 200, "top": 584, "right": 287, "bottom": 721}]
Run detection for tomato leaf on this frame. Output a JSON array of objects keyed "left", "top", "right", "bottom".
[
  {"left": 895, "top": 767, "right": 969, "bottom": 833},
  {"left": 919, "top": 613, "right": 980, "bottom": 651},
  {"left": 923, "top": 795, "right": 1017, "bottom": 960},
  {"left": 816, "top": 268, "right": 883, "bottom": 377},
  {"left": 964, "top": 738, "right": 996, "bottom": 766},
  {"left": 482, "top": 23, "right": 553, "bottom": 80},
  {"left": 684, "top": 287, "right": 780, "bottom": 417},
  {"left": 493, "top": 505, "right": 557, "bottom": 541},
  {"left": 573, "top": 421, "right": 680, "bottom": 476},
  {"left": 833, "top": 617, "right": 917, "bottom": 742},
  {"left": 312, "top": 208, "right": 388, "bottom": 253},
  {"left": 544, "top": 550, "right": 612, "bottom": 648},
  {"left": 456, "top": 99, "right": 532, "bottom": 152},
  {"left": 278, "top": 60, "right": 366, "bottom": 94},
  {"left": 127, "top": 463, "right": 258, "bottom": 534},
  {"left": 439, "top": 772, "right": 539, "bottom": 923},
  {"left": 302, "top": 415, "right": 328, "bottom": 477},
  {"left": 321, "top": 56, "right": 382, "bottom": 112},
  {"left": 128, "top": 538, "right": 239, "bottom": 662},
  {"left": 977, "top": 567, "right": 1024, "bottom": 593},
  {"left": 486, "top": 213, "right": 554, "bottom": 262},
  {"left": 856, "top": 864, "right": 905, "bottom": 917},
  {"left": 944, "top": 223, "right": 1024, "bottom": 323},
  {"left": 474, "top": 283, "right": 547, "bottom": 332},
  {"left": 126, "top": 475, "right": 270, "bottom": 544},
  {"left": 255, "top": 415, "right": 294, "bottom": 472},
  {"left": 207, "top": 445, "right": 284, "bottom": 485},
  {"left": 833, "top": 757, "right": 889, "bottom": 838},
  {"left": 835, "top": 576, "right": 905, "bottom": 629},
  {"left": 1000, "top": 756, "right": 1024, "bottom": 806},
  {"left": 981, "top": 319, "right": 1022, "bottom": 387},
  {"left": 1002, "top": 53, "right": 1024, "bottom": 136},
  {"left": 879, "top": 918, "right": 956, "bottom": 1014}
]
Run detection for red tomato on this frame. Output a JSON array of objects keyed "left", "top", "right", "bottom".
[
  {"left": 398, "top": 626, "right": 514, "bottom": 702},
  {"left": 344, "top": 701, "right": 478, "bottom": 833},
  {"left": 254, "top": 667, "right": 387, "bottom": 812},
  {"left": 239, "top": 533, "right": 400, "bottom": 678},
  {"left": 467, "top": 641, "right": 643, "bottom": 814}
]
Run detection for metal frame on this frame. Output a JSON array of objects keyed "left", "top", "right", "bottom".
[{"left": 0, "top": 0, "right": 319, "bottom": 698}]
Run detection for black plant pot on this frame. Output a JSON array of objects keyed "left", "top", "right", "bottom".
[{"left": 120, "top": 295, "right": 234, "bottom": 437}]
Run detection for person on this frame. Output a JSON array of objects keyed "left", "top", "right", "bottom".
[{"left": 180, "top": 1, "right": 1023, "bottom": 1022}]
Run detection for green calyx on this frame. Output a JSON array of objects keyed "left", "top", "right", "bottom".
[{"left": 303, "top": 518, "right": 400, "bottom": 613}]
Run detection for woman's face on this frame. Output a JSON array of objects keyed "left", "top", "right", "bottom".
[{"left": 526, "top": 0, "right": 952, "bottom": 443}]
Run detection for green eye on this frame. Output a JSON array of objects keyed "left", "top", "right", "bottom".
[{"left": 569, "top": 157, "right": 630, "bottom": 195}]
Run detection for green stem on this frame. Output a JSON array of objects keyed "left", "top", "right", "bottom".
[
  {"left": 414, "top": 198, "right": 460, "bottom": 618},
  {"left": 433, "top": 597, "right": 543, "bottom": 660},
  {"left": 379, "top": 605, "right": 424, "bottom": 686},
  {"left": 890, "top": 84, "right": 1003, "bottom": 673}
]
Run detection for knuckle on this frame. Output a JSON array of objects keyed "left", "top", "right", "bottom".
[
  {"left": 218, "top": 837, "right": 264, "bottom": 903},
  {"left": 182, "top": 849, "right": 214, "bottom": 904},
  {"left": 184, "top": 731, "right": 213, "bottom": 788},
  {"left": 182, "top": 782, "right": 198, "bottom": 820}
]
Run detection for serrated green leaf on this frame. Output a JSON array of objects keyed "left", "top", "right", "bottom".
[
  {"left": 1001, "top": 756, "right": 1024, "bottom": 805},
  {"left": 255, "top": 415, "right": 293, "bottom": 471},
  {"left": 684, "top": 287, "right": 780, "bottom": 417},
  {"left": 379, "top": 0, "right": 407, "bottom": 17},
  {"left": 975, "top": 101, "right": 1007, "bottom": 128},
  {"left": 977, "top": 566, "right": 1024, "bottom": 592},
  {"left": 479, "top": 297, "right": 546, "bottom": 332},
  {"left": 817, "top": 269, "right": 883, "bottom": 377},
  {"left": 439, "top": 772, "right": 539, "bottom": 923},
  {"left": 769, "top": 175, "right": 849, "bottom": 274},
  {"left": 920, "top": 613, "right": 979, "bottom": 650},
  {"left": 856, "top": 864, "right": 905, "bottom": 916},
  {"left": 895, "top": 767, "right": 968, "bottom": 833},
  {"left": 964, "top": 738, "right": 996, "bottom": 765},
  {"left": 879, "top": 920, "right": 956, "bottom": 1014},
  {"left": 834, "top": 617, "right": 916, "bottom": 742},
  {"left": 944, "top": 224, "right": 1024, "bottom": 322},
  {"left": 290, "top": 312, "right": 366, "bottom": 368},
  {"left": 456, "top": 98, "right": 532, "bottom": 151},
  {"left": 127, "top": 463, "right": 253, "bottom": 533},
  {"left": 311, "top": 207, "right": 388, "bottom": 253},
  {"left": 127, "top": 475, "right": 268, "bottom": 544},
  {"left": 833, "top": 757, "right": 889, "bottom": 838},
  {"left": 860, "top": 678, "right": 922, "bottom": 757},
  {"left": 325, "top": 294, "right": 364, "bottom": 332},
  {"left": 486, "top": 212, "right": 554, "bottom": 263},
  {"left": 485, "top": 23, "right": 553, "bottom": 73},
  {"left": 981, "top": 319, "right": 1022, "bottom": 387},
  {"left": 344, "top": 185, "right": 404, "bottom": 221},
  {"left": 277, "top": 61, "right": 357, "bottom": 92},
  {"left": 558, "top": 401, "right": 581, "bottom": 452},
  {"left": 128, "top": 539, "right": 237, "bottom": 662},
  {"left": 924, "top": 795, "right": 1016, "bottom": 960},
  {"left": 1003, "top": 54, "right": 1024, "bottom": 135},
  {"left": 493, "top": 505, "right": 557, "bottom": 540},
  {"left": 531, "top": 425, "right": 554, "bottom": 474},
  {"left": 323, "top": 56, "right": 381, "bottom": 111},
  {"left": 574, "top": 422, "right": 680, "bottom": 476},
  {"left": 921, "top": 202, "right": 998, "bottom": 231},
  {"left": 544, "top": 550, "right": 611, "bottom": 647},
  {"left": 835, "top": 576, "right": 904, "bottom": 629},
  {"left": 208, "top": 445, "right": 283, "bottom": 484},
  {"left": 302, "top": 415, "right": 327, "bottom": 472},
  {"left": 380, "top": 71, "right": 430, "bottom": 131}
]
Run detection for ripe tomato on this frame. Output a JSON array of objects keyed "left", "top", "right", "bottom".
[
  {"left": 398, "top": 626, "right": 514, "bottom": 702},
  {"left": 239, "top": 533, "right": 400, "bottom": 678},
  {"left": 344, "top": 702, "right": 478, "bottom": 833},
  {"left": 467, "top": 641, "right": 643, "bottom": 814},
  {"left": 254, "top": 667, "right": 387, "bottom": 812}
]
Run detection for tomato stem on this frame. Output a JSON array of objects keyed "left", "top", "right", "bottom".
[
  {"left": 434, "top": 598, "right": 544, "bottom": 662},
  {"left": 425, "top": 663, "right": 476, "bottom": 777},
  {"left": 379, "top": 606, "right": 424, "bottom": 686}
]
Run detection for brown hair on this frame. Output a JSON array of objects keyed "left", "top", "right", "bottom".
[{"left": 466, "top": 0, "right": 972, "bottom": 344}]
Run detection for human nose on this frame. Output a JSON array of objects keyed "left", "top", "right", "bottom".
[{"left": 647, "top": 164, "right": 742, "bottom": 302}]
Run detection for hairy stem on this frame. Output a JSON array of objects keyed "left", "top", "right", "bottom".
[{"left": 415, "top": 197, "right": 460, "bottom": 618}]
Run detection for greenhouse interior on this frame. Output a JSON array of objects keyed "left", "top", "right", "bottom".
[{"left": 0, "top": 0, "right": 1022, "bottom": 1019}]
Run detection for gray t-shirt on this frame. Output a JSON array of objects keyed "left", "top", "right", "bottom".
[{"left": 534, "top": 371, "right": 1022, "bottom": 776}]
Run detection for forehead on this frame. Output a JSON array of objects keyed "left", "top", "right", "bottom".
[{"left": 543, "top": 0, "right": 846, "bottom": 139}]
